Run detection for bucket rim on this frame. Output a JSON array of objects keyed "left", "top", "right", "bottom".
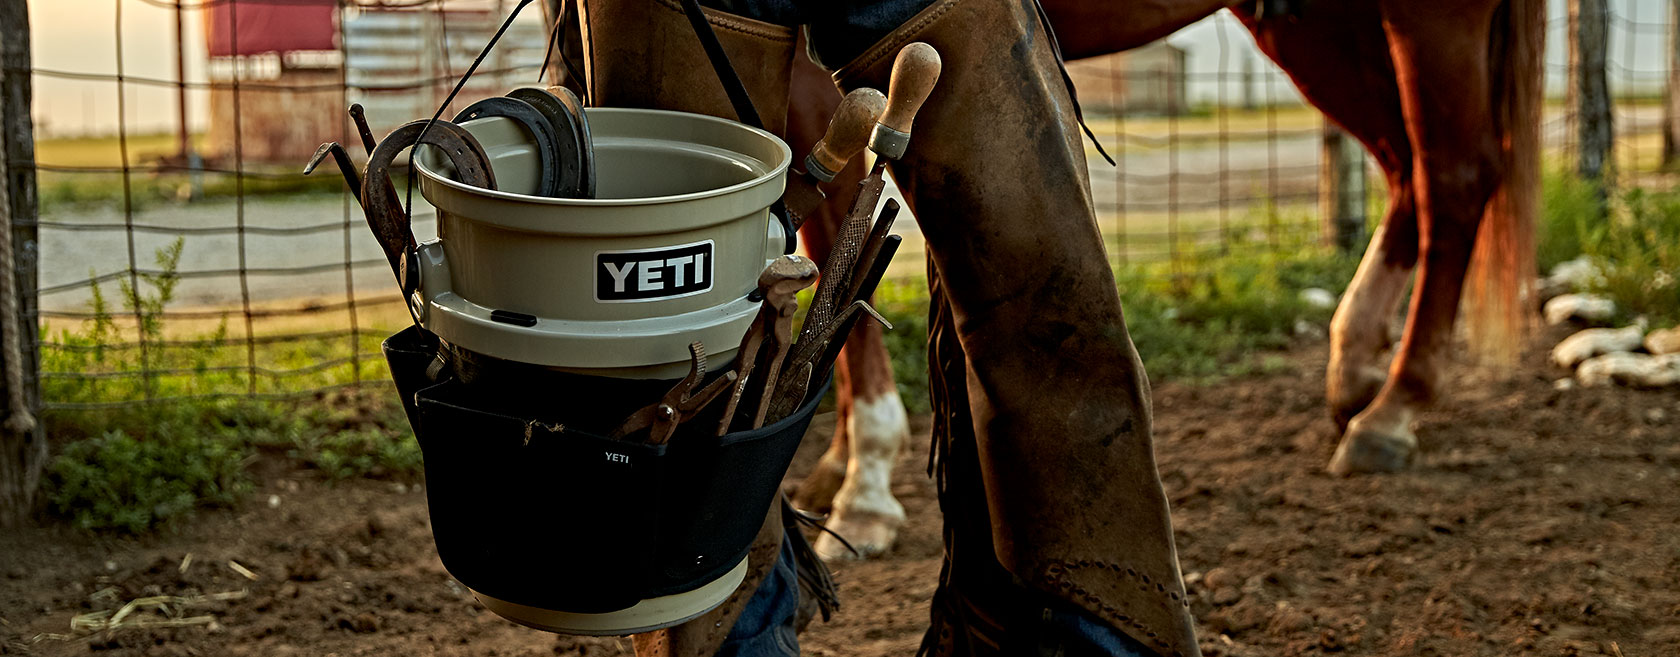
[{"left": 416, "top": 107, "right": 791, "bottom": 207}]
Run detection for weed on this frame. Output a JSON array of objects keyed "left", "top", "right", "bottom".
[
  {"left": 1539, "top": 172, "right": 1680, "bottom": 326},
  {"left": 47, "top": 428, "right": 252, "bottom": 533}
]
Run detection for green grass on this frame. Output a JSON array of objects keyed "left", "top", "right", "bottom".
[
  {"left": 1539, "top": 170, "right": 1680, "bottom": 327},
  {"left": 865, "top": 224, "right": 1359, "bottom": 416},
  {"left": 40, "top": 239, "right": 417, "bottom": 532},
  {"left": 48, "top": 426, "right": 252, "bottom": 533}
]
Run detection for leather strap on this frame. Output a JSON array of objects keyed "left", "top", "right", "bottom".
[
  {"left": 677, "top": 0, "right": 765, "bottom": 130},
  {"left": 674, "top": 0, "right": 798, "bottom": 253}
]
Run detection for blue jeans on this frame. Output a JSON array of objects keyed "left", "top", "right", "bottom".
[
  {"left": 716, "top": 535, "right": 801, "bottom": 657},
  {"left": 718, "top": 535, "right": 1156, "bottom": 657}
]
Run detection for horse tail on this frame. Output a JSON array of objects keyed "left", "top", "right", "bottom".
[{"left": 1464, "top": 0, "right": 1544, "bottom": 362}]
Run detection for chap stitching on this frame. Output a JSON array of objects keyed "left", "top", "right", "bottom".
[{"left": 1039, "top": 560, "right": 1191, "bottom": 657}]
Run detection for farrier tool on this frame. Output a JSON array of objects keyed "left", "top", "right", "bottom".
[
  {"left": 714, "top": 255, "right": 820, "bottom": 434},
  {"left": 612, "top": 341, "right": 737, "bottom": 445},
  {"left": 350, "top": 103, "right": 378, "bottom": 154},
  {"left": 307, "top": 117, "right": 497, "bottom": 292},
  {"left": 361, "top": 120, "right": 496, "bottom": 290},
  {"left": 780, "top": 88, "right": 886, "bottom": 229},
  {"left": 763, "top": 42, "right": 941, "bottom": 423}
]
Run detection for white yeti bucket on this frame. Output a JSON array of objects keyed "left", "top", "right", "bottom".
[{"left": 414, "top": 108, "right": 792, "bottom": 379}]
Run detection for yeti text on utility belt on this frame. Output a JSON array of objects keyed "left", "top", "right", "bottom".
[{"left": 595, "top": 240, "right": 714, "bottom": 302}]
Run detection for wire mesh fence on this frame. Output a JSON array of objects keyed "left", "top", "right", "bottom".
[{"left": 12, "top": 0, "right": 1678, "bottom": 411}]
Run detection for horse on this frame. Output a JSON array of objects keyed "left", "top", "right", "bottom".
[{"left": 786, "top": 0, "right": 1542, "bottom": 561}]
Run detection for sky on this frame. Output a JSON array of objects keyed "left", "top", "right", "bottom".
[{"left": 24, "top": 0, "right": 1675, "bottom": 138}]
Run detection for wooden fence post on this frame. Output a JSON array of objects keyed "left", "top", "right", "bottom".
[
  {"left": 0, "top": 0, "right": 44, "bottom": 529},
  {"left": 1320, "top": 124, "right": 1366, "bottom": 252},
  {"left": 1573, "top": 0, "right": 1613, "bottom": 182},
  {"left": 1664, "top": 0, "right": 1679, "bottom": 169}
]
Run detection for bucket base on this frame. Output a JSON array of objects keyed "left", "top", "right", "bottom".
[{"left": 471, "top": 556, "right": 749, "bottom": 636}]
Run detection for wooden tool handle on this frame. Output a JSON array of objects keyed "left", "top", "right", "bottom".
[
  {"left": 871, "top": 42, "right": 941, "bottom": 159},
  {"left": 805, "top": 88, "right": 886, "bottom": 182}
]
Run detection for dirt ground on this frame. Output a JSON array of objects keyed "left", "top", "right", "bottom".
[{"left": 3, "top": 333, "right": 1678, "bottom": 657}]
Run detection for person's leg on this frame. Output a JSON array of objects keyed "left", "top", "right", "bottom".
[
  {"left": 715, "top": 536, "right": 801, "bottom": 657},
  {"left": 820, "top": 0, "right": 1200, "bottom": 654}
]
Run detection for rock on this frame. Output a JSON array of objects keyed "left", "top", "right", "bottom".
[
  {"left": 1535, "top": 275, "right": 1570, "bottom": 304},
  {"left": 267, "top": 494, "right": 281, "bottom": 509},
  {"left": 1577, "top": 352, "right": 1680, "bottom": 388},
  {"left": 1543, "top": 293, "right": 1617, "bottom": 325},
  {"left": 1553, "top": 325, "right": 1644, "bottom": 368},
  {"left": 1298, "top": 288, "right": 1338, "bottom": 310},
  {"left": 1546, "top": 256, "right": 1601, "bottom": 291},
  {"left": 1269, "top": 606, "right": 1314, "bottom": 633},
  {"left": 1553, "top": 377, "right": 1576, "bottom": 391},
  {"left": 351, "top": 612, "right": 381, "bottom": 633},
  {"left": 1646, "top": 327, "right": 1680, "bottom": 355},
  {"left": 1211, "top": 587, "right": 1244, "bottom": 606},
  {"left": 1202, "top": 567, "right": 1238, "bottom": 592}
]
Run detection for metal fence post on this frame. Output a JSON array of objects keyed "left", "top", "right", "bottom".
[
  {"left": 1573, "top": 0, "right": 1613, "bottom": 183},
  {"left": 0, "top": 0, "right": 45, "bottom": 528},
  {"left": 1319, "top": 123, "right": 1366, "bottom": 252}
]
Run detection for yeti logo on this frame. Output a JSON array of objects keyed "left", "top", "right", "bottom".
[{"left": 595, "top": 240, "right": 714, "bottom": 302}]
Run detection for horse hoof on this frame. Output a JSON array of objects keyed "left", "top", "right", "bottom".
[
  {"left": 815, "top": 510, "right": 901, "bottom": 562},
  {"left": 1327, "top": 425, "right": 1415, "bottom": 475}
]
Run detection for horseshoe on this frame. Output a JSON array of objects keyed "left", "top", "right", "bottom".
[
  {"left": 453, "top": 96, "right": 564, "bottom": 198},
  {"left": 508, "top": 86, "right": 595, "bottom": 199},
  {"left": 361, "top": 119, "right": 496, "bottom": 293}
]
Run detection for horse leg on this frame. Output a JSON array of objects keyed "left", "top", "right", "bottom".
[
  {"left": 1237, "top": 2, "right": 1419, "bottom": 429},
  {"left": 813, "top": 318, "right": 910, "bottom": 560},
  {"left": 1332, "top": 1, "right": 1505, "bottom": 474}
]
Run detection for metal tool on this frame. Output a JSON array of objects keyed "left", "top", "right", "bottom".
[
  {"left": 302, "top": 142, "right": 362, "bottom": 201},
  {"left": 613, "top": 341, "right": 737, "bottom": 444},
  {"left": 782, "top": 88, "right": 886, "bottom": 228},
  {"left": 763, "top": 43, "right": 940, "bottom": 423},
  {"left": 716, "top": 256, "right": 819, "bottom": 434},
  {"left": 349, "top": 104, "right": 377, "bottom": 154},
  {"left": 841, "top": 199, "right": 901, "bottom": 307},
  {"left": 771, "top": 299, "right": 892, "bottom": 424},
  {"left": 813, "top": 235, "right": 901, "bottom": 385}
]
